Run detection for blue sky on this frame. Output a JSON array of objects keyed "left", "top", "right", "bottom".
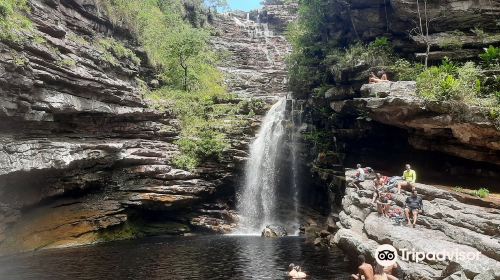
[{"left": 227, "top": 0, "right": 262, "bottom": 11}]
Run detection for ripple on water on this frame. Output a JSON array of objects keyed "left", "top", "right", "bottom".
[{"left": 0, "top": 236, "right": 352, "bottom": 280}]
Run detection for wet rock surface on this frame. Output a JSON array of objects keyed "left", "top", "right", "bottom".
[
  {"left": 261, "top": 224, "right": 288, "bottom": 237},
  {"left": 331, "top": 170, "right": 500, "bottom": 279},
  {"left": 211, "top": 2, "right": 294, "bottom": 101}
]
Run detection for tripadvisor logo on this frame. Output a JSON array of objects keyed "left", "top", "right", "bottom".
[
  {"left": 375, "top": 245, "right": 482, "bottom": 265},
  {"left": 375, "top": 244, "right": 398, "bottom": 267}
]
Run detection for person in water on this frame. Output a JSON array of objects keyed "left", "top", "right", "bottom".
[
  {"left": 396, "top": 164, "right": 417, "bottom": 194},
  {"left": 374, "top": 264, "right": 388, "bottom": 280},
  {"left": 384, "top": 263, "right": 399, "bottom": 280},
  {"left": 288, "top": 264, "right": 298, "bottom": 278},
  {"left": 350, "top": 255, "right": 374, "bottom": 280},
  {"left": 369, "top": 71, "right": 389, "bottom": 84},
  {"left": 405, "top": 188, "right": 423, "bottom": 228},
  {"left": 288, "top": 264, "right": 307, "bottom": 279},
  {"left": 295, "top": 266, "right": 307, "bottom": 279}
]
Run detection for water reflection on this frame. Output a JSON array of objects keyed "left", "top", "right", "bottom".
[{"left": 0, "top": 236, "right": 351, "bottom": 280}]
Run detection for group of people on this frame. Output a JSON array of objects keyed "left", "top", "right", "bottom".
[
  {"left": 351, "top": 255, "right": 399, "bottom": 280},
  {"left": 352, "top": 163, "right": 423, "bottom": 227}
]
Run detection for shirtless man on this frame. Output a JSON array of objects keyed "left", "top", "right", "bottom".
[
  {"left": 288, "top": 264, "right": 307, "bottom": 279},
  {"left": 295, "top": 266, "right": 307, "bottom": 279},
  {"left": 350, "top": 255, "right": 374, "bottom": 280},
  {"left": 374, "top": 265, "right": 388, "bottom": 280},
  {"left": 372, "top": 173, "right": 387, "bottom": 203},
  {"left": 288, "top": 263, "right": 298, "bottom": 278},
  {"left": 384, "top": 263, "right": 399, "bottom": 280},
  {"left": 376, "top": 193, "right": 392, "bottom": 217},
  {"left": 369, "top": 71, "right": 389, "bottom": 84}
]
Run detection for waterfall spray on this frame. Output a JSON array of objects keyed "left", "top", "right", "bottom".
[{"left": 236, "top": 99, "right": 287, "bottom": 234}]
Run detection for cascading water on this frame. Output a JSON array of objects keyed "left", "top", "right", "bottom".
[
  {"left": 290, "top": 99, "right": 303, "bottom": 235},
  {"left": 236, "top": 99, "right": 287, "bottom": 234}
]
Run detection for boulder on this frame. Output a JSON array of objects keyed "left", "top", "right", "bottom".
[
  {"left": 261, "top": 225, "right": 288, "bottom": 238},
  {"left": 473, "top": 269, "right": 500, "bottom": 280}
]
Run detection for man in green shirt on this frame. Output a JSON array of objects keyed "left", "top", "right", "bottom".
[{"left": 397, "top": 164, "right": 417, "bottom": 194}]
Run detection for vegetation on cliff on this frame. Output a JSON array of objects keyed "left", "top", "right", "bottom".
[
  {"left": 97, "top": 0, "right": 256, "bottom": 170},
  {"left": 287, "top": 0, "right": 500, "bottom": 124},
  {"left": 0, "top": 0, "right": 31, "bottom": 42}
]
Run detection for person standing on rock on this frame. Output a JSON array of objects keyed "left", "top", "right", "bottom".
[
  {"left": 396, "top": 164, "right": 416, "bottom": 194},
  {"left": 351, "top": 164, "right": 366, "bottom": 191},
  {"left": 350, "top": 255, "right": 374, "bottom": 280},
  {"left": 372, "top": 173, "right": 389, "bottom": 203},
  {"left": 405, "top": 188, "right": 423, "bottom": 228}
]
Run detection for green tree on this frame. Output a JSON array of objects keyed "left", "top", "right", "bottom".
[{"left": 166, "top": 26, "right": 207, "bottom": 91}]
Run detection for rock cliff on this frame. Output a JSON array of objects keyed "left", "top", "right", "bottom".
[
  {"left": 211, "top": 5, "right": 294, "bottom": 101},
  {"left": 0, "top": 0, "right": 293, "bottom": 255},
  {"left": 323, "top": 0, "right": 500, "bottom": 61},
  {"left": 290, "top": 1, "right": 500, "bottom": 276}
]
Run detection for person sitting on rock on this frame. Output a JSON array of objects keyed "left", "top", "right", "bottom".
[
  {"left": 396, "top": 164, "right": 417, "bottom": 194},
  {"left": 350, "top": 255, "right": 374, "bottom": 280},
  {"left": 350, "top": 164, "right": 365, "bottom": 191},
  {"left": 369, "top": 71, "right": 390, "bottom": 84},
  {"left": 384, "top": 176, "right": 402, "bottom": 193},
  {"left": 374, "top": 264, "right": 388, "bottom": 280},
  {"left": 376, "top": 192, "right": 393, "bottom": 217},
  {"left": 405, "top": 188, "right": 423, "bottom": 228}
]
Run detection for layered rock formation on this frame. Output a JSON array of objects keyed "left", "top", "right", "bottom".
[
  {"left": 0, "top": 0, "right": 268, "bottom": 255},
  {"left": 331, "top": 170, "right": 500, "bottom": 279},
  {"left": 211, "top": 2, "right": 295, "bottom": 101},
  {"left": 323, "top": 0, "right": 500, "bottom": 61},
  {"left": 289, "top": 1, "right": 500, "bottom": 276},
  {"left": 333, "top": 81, "right": 500, "bottom": 168}
]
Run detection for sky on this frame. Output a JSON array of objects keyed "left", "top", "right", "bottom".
[{"left": 226, "top": 0, "right": 262, "bottom": 11}]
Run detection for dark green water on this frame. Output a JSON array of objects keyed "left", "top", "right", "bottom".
[{"left": 0, "top": 235, "right": 352, "bottom": 279}]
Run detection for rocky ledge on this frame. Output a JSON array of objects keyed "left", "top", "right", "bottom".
[
  {"left": 330, "top": 170, "right": 500, "bottom": 279},
  {"left": 331, "top": 81, "right": 500, "bottom": 168}
]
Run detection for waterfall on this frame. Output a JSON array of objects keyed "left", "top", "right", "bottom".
[
  {"left": 290, "top": 99, "right": 302, "bottom": 235},
  {"left": 236, "top": 99, "right": 287, "bottom": 234}
]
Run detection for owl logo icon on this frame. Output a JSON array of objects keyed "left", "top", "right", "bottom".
[{"left": 375, "top": 244, "right": 398, "bottom": 266}]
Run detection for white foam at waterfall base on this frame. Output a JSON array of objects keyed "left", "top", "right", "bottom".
[{"left": 235, "top": 99, "right": 288, "bottom": 235}]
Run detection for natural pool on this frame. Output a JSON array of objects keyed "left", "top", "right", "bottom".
[{"left": 0, "top": 235, "right": 352, "bottom": 279}]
